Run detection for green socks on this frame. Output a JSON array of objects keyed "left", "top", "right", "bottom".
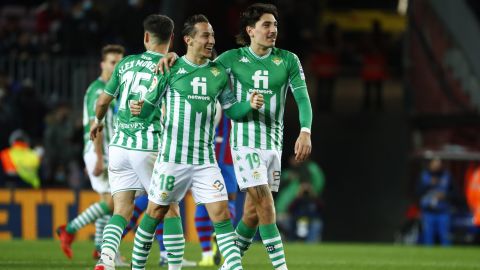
[{"left": 131, "top": 214, "right": 160, "bottom": 269}]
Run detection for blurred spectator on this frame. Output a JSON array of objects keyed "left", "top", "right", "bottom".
[
  {"left": 394, "top": 203, "right": 421, "bottom": 245},
  {"left": 0, "top": 130, "right": 41, "bottom": 189},
  {"left": 417, "top": 157, "right": 453, "bottom": 246},
  {"left": 309, "top": 23, "right": 341, "bottom": 113},
  {"left": 360, "top": 20, "right": 388, "bottom": 112},
  {"left": 43, "top": 103, "right": 76, "bottom": 186},
  {"left": 13, "top": 79, "right": 47, "bottom": 145},
  {"left": 0, "top": 71, "right": 18, "bottom": 150},
  {"left": 276, "top": 156, "right": 325, "bottom": 242}
]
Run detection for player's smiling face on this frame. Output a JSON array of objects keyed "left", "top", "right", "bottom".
[
  {"left": 249, "top": 13, "right": 277, "bottom": 49},
  {"left": 188, "top": 22, "right": 215, "bottom": 60}
]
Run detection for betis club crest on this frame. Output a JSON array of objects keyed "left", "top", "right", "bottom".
[
  {"left": 210, "top": 67, "right": 220, "bottom": 77},
  {"left": 272, "top": 57, "right": 283, "bottom": 66}
]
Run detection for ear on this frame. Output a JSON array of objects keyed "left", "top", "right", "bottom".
[
  {"left": 144, "top": 32, "right": 149, "bottom": 44},
  {"left": 246, "top": 25, "right": 254, "bottom": 38},
  {"left": 184, "top": 35, "right": 192, "bottom": 46}
]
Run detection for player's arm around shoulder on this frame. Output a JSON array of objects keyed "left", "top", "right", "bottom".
[{"left": 130, "top": 72, "right": 170, "bottom": 116}]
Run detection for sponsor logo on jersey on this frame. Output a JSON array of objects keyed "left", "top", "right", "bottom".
[
  {"left": 188, "top": 77, "right": 210, "bottom": 101},
  {"left": 252, "top": 70, "right": 269, "bottom": 89},
  {"left": 272, "top": 57, "right": 283, "bottom": 66},
  {"left": 176, "top": 68, "right": 188, "bottom": 74},
  {"left": 210, "top": 67, "right": 220, "bottom": 77},
  {"left": 117, "top": 122, "right": 145, "bottom": 129},
  {"left": 239, "top": 57, "right": 250, "bottom": 63}
]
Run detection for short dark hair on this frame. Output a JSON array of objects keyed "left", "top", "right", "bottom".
[
  {"left": 101, "top": 44, "right": 125, "bottom": 60},
  {"left": 143, "top": 14, "right": 174, "bottom": 44},
  {"left": 182, "top": 14, "right": 209, "bottom": 37},
  {"left": 236, "top": 3, "right": 278, "bottom": 46}
]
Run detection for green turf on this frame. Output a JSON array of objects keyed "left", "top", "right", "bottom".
[{"left": 0, "top": 240, "right": 479, "bottom": 269}]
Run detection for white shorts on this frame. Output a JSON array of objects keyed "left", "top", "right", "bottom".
[
  {"left": 231, "top": 146, "right": 282, "bottom": 192},
  {"left": 148, "top": 162, "right": 228, "bottom": 205},
  {"left": 108, "top": 146, "right": 157, "bottom": 195},
  {"left": 83, "top": 149, "right": 110, "bottom": 194}
]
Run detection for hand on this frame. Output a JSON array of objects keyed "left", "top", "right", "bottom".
[
  {"left": 90, "top": 122, "right": 104, "bottom": 140},
  {"left": 294, "top": 131, "right": 311, "bottom": 162},
  {"left": 156, "top": 52, "right": 178, "bottom": 74},
  {"left": 130, "top": 100, "right": 144, "bottom": 116},
  {"left": 93, "top": 158, "right": 104, "bottom": 177},
  {"left": 249, "top": 91, "right": 264, "bottom": 109}
]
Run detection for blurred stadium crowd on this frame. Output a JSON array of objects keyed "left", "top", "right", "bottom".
[{"left": 0, "top": 0, "right": 403, "bottom": 189}]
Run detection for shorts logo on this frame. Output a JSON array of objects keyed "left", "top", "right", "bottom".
[
  {"left": 161, "top": 192, "right": 168, "bottom": 200},
  {"left": 242, "top": 177, "right": 248, "bottom": 183},
  {"left": 273, "top": 171, "right": 281, "bottom": 181},
  {"left": 212, "top": 180, "right": 225, "bottom": 192},
  {"left": 253, "top": 170, "right": 261, "bottom": 180}
]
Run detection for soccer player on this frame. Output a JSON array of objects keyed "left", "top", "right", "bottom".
[
  {"left": 157, "top": 4, "right": 313, "bottom": 270},
  {"left": 217, "top": 4, "right": 312, "bottom": 269},
  {"left": 196, "top": 109, "right": 238, "bottom": 267},
  {"left": 89, "top": 14, "right": 176, "bottom": 270},
  {"left": 56, "top": 44, "right": 124, "bottom": 262},
  {"left": 129, "top": 14, "right": 264, "bottom": 270},
  {"left": 121, "top": 194, "right": 197, "bottom": 267}
]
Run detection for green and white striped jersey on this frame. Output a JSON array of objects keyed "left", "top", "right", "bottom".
[
  {"left": 104, "top": 51, "right": 164, "bottom": 151},
  {"left": 83, "top": 78, "right": 115, "bottom": 154},
  {"left": 215, "top": 47, "right": 307, "bottom": 151},
  {"left": 144, "top": 56, "right": 237, "bottom": 165}
]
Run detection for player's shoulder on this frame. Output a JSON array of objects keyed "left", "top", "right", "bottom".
[
  {"left": 272, "top": 47, "right": 298, "bottom": 60},
  {"left": 86, "top": 78, "right": 104, "bottom": 93},
  {"left": 217, "top": 48, "right": 245, "bottom": 59}
]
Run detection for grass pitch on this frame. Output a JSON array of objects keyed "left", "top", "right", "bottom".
[{"left": 0, "top": 240, "right": 478, "bottom": 270}]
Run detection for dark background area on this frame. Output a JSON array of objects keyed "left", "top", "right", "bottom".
[{"left": 2, "top": 0, "right": 480, "bottom": 243}]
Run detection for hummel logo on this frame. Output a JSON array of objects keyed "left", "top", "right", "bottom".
[
  {"left": 176, "top": 68, "right": 188, "bottom": 74},
  {"left": 239, "top": 57, "right": 250, "bottom": 63}
]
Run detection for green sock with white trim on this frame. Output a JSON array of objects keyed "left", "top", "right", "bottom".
[
  {"left": 163, "top": 217, "right": 184, "bottom": 270},
  {"left": 66, "top": 201, "right": 110, "bottom": 233},
  {"left": 259, "top": 223, "right": 287, "bottom": 270},
  {"left": 131, "top": 214, "right": 160, "bottom": 269},
  {"left": 214, "top": 220, "right": 243, "bottom": 270},
  {"left": 235, "top": 220, "right": 257, "bottom": 256}
]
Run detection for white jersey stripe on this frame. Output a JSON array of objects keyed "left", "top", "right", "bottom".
[
  {"left": 192, "top": 112, "right": 202, "bottom": 164},
  {"left": 204, "top": 104, "right": 212, "bottom": 163},
  {"left": 168, "top": 91, "right": 181, "bottom": 161},
  {"left": 180, "top": 101, "right": 191, "bottom": 164},
  {"left": 147, "top": 124, "right": 154, "bottom": 150}
]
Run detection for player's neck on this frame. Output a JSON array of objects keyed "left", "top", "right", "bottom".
[
  {"left": 249, "top": 44, "right": 272, "bottom": 57},
  {"left": 99, "top": 72, "right": 109, "bottom": 82},
  {"left": 185, "top": 52, "right": 207, "bottom": 65},
  {"left": 145, "top": 43, "right": 169, "bottom": 55}
]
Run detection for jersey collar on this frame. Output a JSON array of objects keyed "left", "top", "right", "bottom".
[
  {"left": 247, "top": 46, "right": 272, "bottom": 59},
  {"left": 145, "top": 50, "right": 164, "bottom": 56},
  {"left": 182, "top": 56, "right": 210, "bottom": 68}
]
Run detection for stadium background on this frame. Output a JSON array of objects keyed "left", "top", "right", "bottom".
[{"left": 1, "top": 0, "right": 480, "bottom": 246}]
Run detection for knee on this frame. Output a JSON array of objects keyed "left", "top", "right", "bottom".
[
  {"left": 113, "top": 202, "right": 134, "bottom": 221},
  {"left": 146, "top": 202, "right": 170, "bottom": 220},
  {"left": 165, "top": 203, "right": 180, "bottom": 218}
]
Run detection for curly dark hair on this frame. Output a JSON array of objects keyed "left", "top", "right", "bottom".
[{"left": 235, "top": 3, "right": 278, "bottom": 46}]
